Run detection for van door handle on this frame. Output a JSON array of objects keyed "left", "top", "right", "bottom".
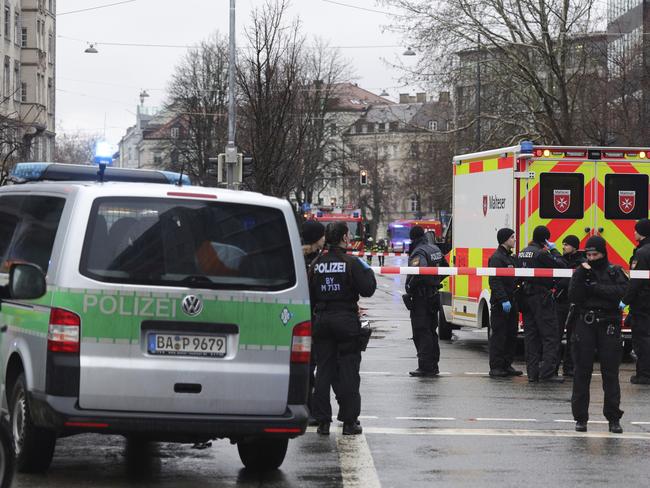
[{"left": 584, "top": 227, "right": 591, "bottom": 233}]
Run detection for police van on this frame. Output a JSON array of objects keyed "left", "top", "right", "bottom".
[
  {"left": 441, "top": 142, "right": 650, "bottom": 348},
  {"left": 0, "top": 163, "right": 311, "bottom": 473}
]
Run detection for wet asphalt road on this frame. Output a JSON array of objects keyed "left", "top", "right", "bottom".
[{"left": 15, "top": 258, "right": 650, "bottom": 487}]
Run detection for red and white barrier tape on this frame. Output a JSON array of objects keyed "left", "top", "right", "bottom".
[{"left": 369, "top": 266, "right": 648, "bottom": 279}]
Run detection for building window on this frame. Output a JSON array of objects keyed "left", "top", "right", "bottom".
[
  {"left": 153, "top": 153, "right": 163, "bottom": 165},
  {"left": 4, "top": 5, "right": 10, "bottom": 39},
  {"left": 3, "top": 57, "right": 9, "bottom": 98},
  {"left": 48, "top": 33, "right": 53, "bottom": 63},
  {"left": 329, "top": 123, "right": 337, "bottom": 135},
  {"left": 389, "top": 121, "right": 398, "bottom": 131},
  {"left": 20, "top": 27, "right": 26, "bottom": 47},
  {"left": 13, "top": 12, "right": 18, "bottom": 45},
  {"left": 47, "top": 77, "right": 53, "bottom": 110},
  {"left": 20, "top": 81, "right": 26, "bottom": 102},
  {"left": 409, "top": 196, "right": 418, "bottom": 212},
  {"left": 378, "top": 123, "right": 386, "bottom": 132},
  {"left": 48, "top": 0, "right": 53, "bottom": 12},
  {"left": 428, "top": 120, "right": 438, "bottom": 131},
  {"left": 170, "top": 127, "right": 179, "bottom": 139},
  {"left": 13, "top": 60, "right": 18, "bottom": 101}
]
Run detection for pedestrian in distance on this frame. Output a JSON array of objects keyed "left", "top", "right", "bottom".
[
  {"left": 517, "top": 225, "right": 567, "bottom": 383},
  {"left": 376, "top": 239, "right": 386, "bottom": 267},
  {"left": 569, "top": 235, "right": 627, "bottom": 433},
  {"left": 403, "top": 225, "right": 449, "bottom": 377},
  {"left": 622, "top": 218, "right": 650, "bottom": 385},
  {"left": 487, "top": 228, "right": 523, "bottom": 378},
  {"left": 554, "top": 235, "right": 586, "bottom": 377},
  {"left": 366, "top": 236, "right": 374, "bottom": 265},
  {"left": 309, "top": 222, "right": 377, "bottom": 436},
  {"left": 301, "top": 220, "right": 326, "bottom": 426}
]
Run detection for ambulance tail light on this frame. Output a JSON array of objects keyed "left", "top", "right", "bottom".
[
  {"left": 48, "top": 308, "right": 81, "bottom": 353},
  {"left": 291, "top": 321, "right": 311, "bottom": 364},
  {"left": 640, "top": 151, "right": 647, "bottom": 159}
]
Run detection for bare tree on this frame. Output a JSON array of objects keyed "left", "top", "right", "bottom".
[
  {"left": 164, "top": 35, "right": 229, "bottom": 185},
  {"left": 54, "top": 132, "right": 99, "bottom": 164},
  {"left": 382, "top": 0, "right": 601, "bottom": 146},
  {"left": 237, "top": 0, "right": 310, "bottom": 198}
]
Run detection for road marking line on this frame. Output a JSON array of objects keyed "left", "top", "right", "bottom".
[
  {"left": 362, "top": 426, "right": 650, "bottom": 440},
  {"left": 359, "top": 416, "right": 379, "bottom": 420},
  {"left": 630, "top": 422, "right": 650, "bottom": 425},
  {"left": 554, "top": 419, "right": 608, "bottom": 424},
  {"left": 337, "top": 432, "right": 381, "bottom": 488},
  {"left": 475, "top": 418, "right": 537, "bottom": 422},
  {"left": 360, "top": 371, "right": 392, "bottom": 375},
  {"left": 396, "top": 417, "right": 456, "bottom": 421},
  {"left": 465, "top": 372, "right": 489, "bottom": 375}
]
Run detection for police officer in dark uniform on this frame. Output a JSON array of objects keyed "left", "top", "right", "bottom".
[
  {"left": 405, "top": 225, "right": 448, "bottom": 376},
  {"left": 569, "top": 235, "right": 627, "bottom": 433},
  {"left": 622, "top": 218, "right": 650, "bottom": 385},
  {"left": 301, "top": 220, "right": 326, "bottom": 425},
  {"left": 517, "top": 225, "right": 566, "bottom": 383},
  {"left": 488, "top": 228, "right": 522, "bottom": 377},
  {"left": 554, "top": 235, "right": 586, "bottom": 377},
  {"left": 310, "top": 222, "right": 377, "bottom": 435}
]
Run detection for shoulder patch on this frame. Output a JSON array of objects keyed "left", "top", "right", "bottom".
[{"left": 410, "top": 256, "right": 421, "bottom": 267}]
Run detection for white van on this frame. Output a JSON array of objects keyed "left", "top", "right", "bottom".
[{"left": 0, "top": 164, "right": 311, "bottom": 473}]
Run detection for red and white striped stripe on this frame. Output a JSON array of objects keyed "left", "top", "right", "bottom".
[
  {"left": 369, "top": 266, "right": 649, "bottom": 279},
  {"left": 348, "top": 251, "right": 407, "bottom": 257}
]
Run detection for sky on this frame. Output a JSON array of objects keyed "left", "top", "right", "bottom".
[{"left": 56, "top": 0, "right": 421, "bottom": 146}]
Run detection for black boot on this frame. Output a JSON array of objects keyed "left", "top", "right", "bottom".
[
  {"left": 342, "top": 422, "right": 363, "bottom": 435},
  {"left": 317, "top": 422, "right": 330, "bottom": 435},
  {"left": 609, "top": 420, "right": 623, "bottom": 434},
  {"left": 575, "top": 421, "right": 587, "bottom": 432}
]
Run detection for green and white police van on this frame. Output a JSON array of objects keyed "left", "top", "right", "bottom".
[{"left": 0, "top": 163, "right": 311, "bottom": 473}]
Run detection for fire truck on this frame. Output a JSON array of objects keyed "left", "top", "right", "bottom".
[
  {"left": 308, "top": 208, "right": 367, "bottom": 252},
  {"left": 387, "top": 219, "right": 443, "bottom": 251},
  {"left": 439, "top": 141, "right": 649, "bottom": 348}
]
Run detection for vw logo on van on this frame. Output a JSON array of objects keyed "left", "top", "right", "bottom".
[{"left": 181, "top": 295, "right": 203, "bottom": 317}]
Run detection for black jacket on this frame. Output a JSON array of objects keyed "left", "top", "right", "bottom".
[
  {"left": 517, "top": 241, "right": 566, "bottom": 290},
  {"left": 569, "top": 259, "right": 628, "bottom": 313},
  {"left": 488, "top": 245, "right": 518, "bottom": 305},
  {"left": 405, "top": 237, "right": 448, "bottom": 296},
  {"left": 555, "top": 250, "right": 587, "bottom": 303},
  {"left": 309, "top": 246, "right": 376, "bottom": 310},
  {"left": 623, "top": 238, "right": 650, "bottom": 311}
]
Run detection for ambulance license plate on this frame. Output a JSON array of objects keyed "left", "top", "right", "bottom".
[{"left": 148, "top": 333, "right": 227, "bottom": 357}]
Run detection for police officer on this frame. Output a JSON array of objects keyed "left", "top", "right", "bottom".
[
  {"left": 310, "top": 222, "right": 377, "bottom": 435},
  {"left": 554, "top": 235, "right": 586, "bottom": 377},
  {"left": 301, "top": 220, "right": 326, "bottom": 425},
  {"left": 376, "top": 239, "right": 387, "bottom": 267},
  {"left": 517, "top": 225, "right": 566, "bottom": 383},
  {"left": 622, "top": 218, "right": 650, "bottom": 384},
  {"left": 405, "top": 225, "right": 448, "bottom": 376},
  {"left": 569, "top": 235, "right": 627, "bottom": 433},
  {"left": 488, "top": 228, "right": 522, "bottom": 377}
]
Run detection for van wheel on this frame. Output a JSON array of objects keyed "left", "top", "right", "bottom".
[
  {"left": 10, "top": 373, "right": 56, "bottom": 473},
  {"left": 0, "top": 418, "right": 15, "bottom": 488},
  {"left": 237, "top": 438, "right": 288, "bottom": 471},
  {"left": 438, "top": 310, "right": 452, "bottom": 341}
]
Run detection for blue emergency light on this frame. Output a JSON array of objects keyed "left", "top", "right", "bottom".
[
  {"left": 316, "top": 211, "right": 323, "bottom": 217},
  {"left": 352, "top": 211, "right": 360, "bottom": 218},
  {"left": 520, "top": 140, "right": 534, "bottom": 154}
]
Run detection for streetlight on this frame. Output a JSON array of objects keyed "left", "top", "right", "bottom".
[
  {"left": 224, "top": 0, "right": 238, "bottom": 189},
  {"left": 380, "top": 89, "right": 389, "bottom": 96},
  {"left": 139, "top": 90, "right": 149, "bottom": 105},
  {"left": 403, "top": 46, "right": 416, "bottom": 56},
  {"left": 84, "top": 43, "right": 98, "bottom": 54}
]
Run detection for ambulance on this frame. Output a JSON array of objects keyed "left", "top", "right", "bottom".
[{"left": 440, "top": 141, "right": 649, "bottom": 344}]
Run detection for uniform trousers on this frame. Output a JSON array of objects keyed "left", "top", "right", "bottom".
[
  {"left": 410, "top": 295, "right": 440, "bottom": 371},
  {"left": 489, "top": 304, "right": 518, "bottom": 370},
  {"left": 522, "top": 291, "right": 560, "bottom": 380},
  {"left": 571, "top": 318, "right": 623, "bottom": 422},
  {"left": 630, "top": 311, "right": 650, "bottom": 379},
  {"left": 556, "top": 302, "right": 574, "bottom": 374},
  {"left": 312, "top": 310, "right": 361, "bottom": 424}
]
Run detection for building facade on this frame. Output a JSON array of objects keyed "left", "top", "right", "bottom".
[{"left": 0, "top": 0, "right": 55, "bottom": 162}]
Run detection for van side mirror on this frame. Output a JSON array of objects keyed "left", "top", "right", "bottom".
[{"left": 9, "top": 263, "right": 46, "bottom": 300}]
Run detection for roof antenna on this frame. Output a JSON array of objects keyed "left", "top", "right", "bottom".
[
  {"left": 97, "top": 162, "right": 107, "bottom": 183},
  {"left": 176, "top": 160, "right": 186, "bottom": 186}
]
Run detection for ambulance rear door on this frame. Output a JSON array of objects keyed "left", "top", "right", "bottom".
[
  {"left": 520, "top": 156, "right": 596, "bottom": 249},
  {"left": 594, "top": 158, "right": 650, "bottom": 267}
]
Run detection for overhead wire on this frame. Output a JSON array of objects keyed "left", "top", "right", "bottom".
[{"left": 58, "top": 0, "right": 138, "bottom": 16}]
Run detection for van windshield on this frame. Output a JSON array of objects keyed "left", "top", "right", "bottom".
[{"left": 80, "top": 197, "right": 296, "bottom": 291}]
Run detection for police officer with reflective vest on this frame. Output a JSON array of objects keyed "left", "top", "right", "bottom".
[
  {"left": 554, "top": 235, "right": 586, "bottom": 377},
  {"left": 569, "top": 235, "right": 627, "bottom": 433},
  {"left": 405, "top": 225, "right": 448, "bottom": 376},
  {"left": 622, "top": 218, "right": 650, "bottom": 385},
  {"left": 309, "top": 222, "right": 377, "bottom": 436},
  {"left": 517, "top": 225, "right": 566, "bottom": 383},
  {"left": 488, "top": 228, "right": 522, "bottom": 377}
]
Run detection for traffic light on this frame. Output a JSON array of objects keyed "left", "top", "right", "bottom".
[{"left": 360, "top": 169, "right": 368, "bottom": 185}]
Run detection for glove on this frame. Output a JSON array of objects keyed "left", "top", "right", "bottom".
[
  {"left": 502, "top": 301, "right": 512, "bottom": 313},
  {"left": 619, "top": 301, "right": 626, "bottom": 311},
  {"left": 545, "top": 239, "right": 556, "bottom": 250}
]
